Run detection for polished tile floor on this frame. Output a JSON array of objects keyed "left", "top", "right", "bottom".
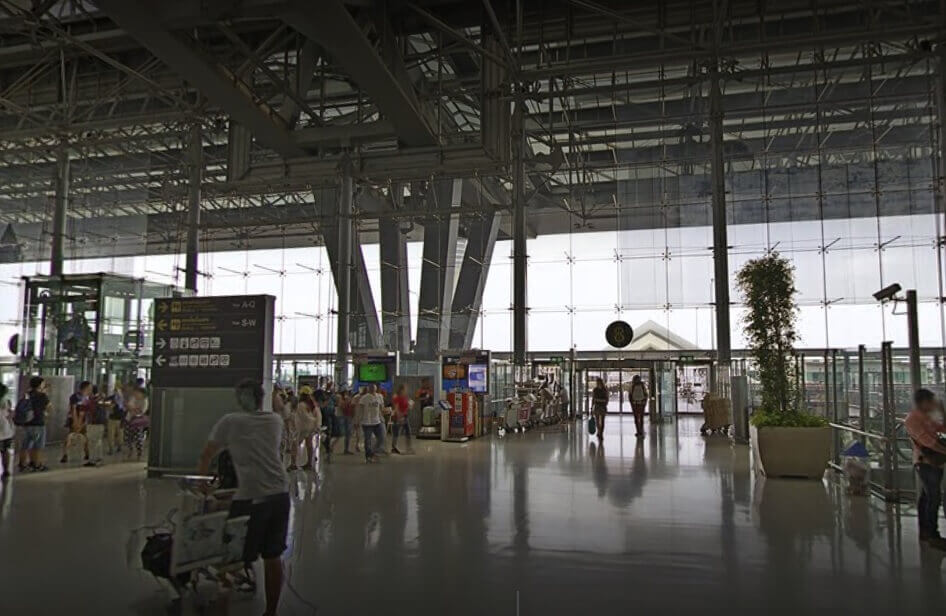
[{"left": 0, "top": 416, "right": 941, "bottom": 615}]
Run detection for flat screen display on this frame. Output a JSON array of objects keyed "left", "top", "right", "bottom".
[
  {"left": 358, "top": 362, "right": 388, "bottom": 382},
  {"left": 468, "top": 364, "right": 488, "bottom": 393},
  {"left": 442, "top": 363, "right": 467, "bottom": 380}
]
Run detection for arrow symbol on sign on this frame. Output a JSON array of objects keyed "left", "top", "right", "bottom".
[
  {"left": 155, "top": 355, "right": 167, "bottom": 367},
  {"left": 157, "top": 320, "right": 167, "bottom": 331},
  {"left": 156, "top": 338, "right": 167, "bottom": 350},
  {"left": 158, "top": 303, "right": 168, "bottom": 314}
]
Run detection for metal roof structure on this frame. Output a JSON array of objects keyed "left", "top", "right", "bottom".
[{"left": 0, "top": 0, "right": 940, "bottom": 261}]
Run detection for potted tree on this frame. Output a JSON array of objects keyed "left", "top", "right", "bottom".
[{"left": 736, "top": 252, "right": 830, "bottom": 479}]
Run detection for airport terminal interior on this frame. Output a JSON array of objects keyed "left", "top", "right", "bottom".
[{"left": 3, "top": 0, "right": 946, "bottom": 613}]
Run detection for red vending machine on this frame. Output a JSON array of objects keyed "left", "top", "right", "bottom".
[{"left": 446, "top": 391, "right": 475, "bottom": 441}]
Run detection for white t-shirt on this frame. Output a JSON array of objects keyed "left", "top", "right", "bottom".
[
  {"left": 359, "top": 393, "right": 384, "bottom": 426},
  {"left": 209, "top": 410, "right": 289, "bottom": 501},
  {"left": 631, "top": 384, "right": 647, "bottom": 402},
  {"left": 0, "top": 399, "right": 13, "bottom": 441}
]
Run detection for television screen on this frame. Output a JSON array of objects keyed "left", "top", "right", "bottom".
[
  {"left": 468, "top": 364, "right": 488, "bottom": 393},
  {"left": 442, "top": 363, "right": 467, "bottom": 380},
  {"left": 358, "top": 362, "right": 388, "bottom": 382}
]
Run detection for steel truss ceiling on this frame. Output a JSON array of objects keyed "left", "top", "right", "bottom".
[{"left": 0, "top": 0, "right": 941, "bottom": 259}]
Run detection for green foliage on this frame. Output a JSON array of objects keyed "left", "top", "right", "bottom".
[
  {"left": 736, "top": 252, "right": 803, "bottom": 425},
  {"left": 750, "top": 410, "right": 828, "bottom": 428}
]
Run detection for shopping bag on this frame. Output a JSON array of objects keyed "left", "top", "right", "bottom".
[{"left": 587, "top": 416, "right": 596, "bottom": 435}]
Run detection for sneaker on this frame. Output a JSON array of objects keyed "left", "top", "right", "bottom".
[
  {"left": 286, "top": 465, "right": 299, "bottom": 472},
  {"left": 31, "top": 465, "right": 48, "bottom": 472},
  {"left": 392, "top": 447, "right": 401, "bottom": 455},
  {"left": 83, "top": 461, "right": 97, "bottom": 468},
  {"left": 60, "top": 455, "right": 68, "bottom": 464}
]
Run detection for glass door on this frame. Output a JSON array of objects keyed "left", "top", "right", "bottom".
[{"left": 656, "top": 361, "right": 677, "bottom": 422}]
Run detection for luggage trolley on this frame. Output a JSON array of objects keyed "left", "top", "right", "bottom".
[{"left": 133, "top": 476, "right": 254, "bottom": 614}]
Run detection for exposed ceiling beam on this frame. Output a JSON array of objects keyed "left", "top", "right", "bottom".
[
  {"left": 280, "top": 0, "right": 438, "bottom": 147},
  {"left": 92, "top": 0, "right": 307, "bottom": 158}
]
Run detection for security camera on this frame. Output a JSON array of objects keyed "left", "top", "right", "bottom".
[{"left": 873, "top": 283, "right": 902, "bottom": 302}]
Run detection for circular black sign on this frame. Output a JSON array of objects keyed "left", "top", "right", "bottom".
[{"left": 605, "top": 321, "right": 634, "bottom": 348}]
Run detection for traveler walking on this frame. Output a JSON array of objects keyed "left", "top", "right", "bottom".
[
  {"left": 360, "top": 385, "right": 385, "bottom": 463},
  {"left": 339, "top": 389, "right": 355, "bottom": 454},
  {"left": 391, "top": 384, "right": 413, "bottom": 454},
  {"left": 592, "top": 377, "right": 609, "bottom": 439},
  {"left": 197, "top": 379, "right": 290, "bottom": 616},
  {"left": 629, "top": 375, "right": 648, "bottom": 438}
]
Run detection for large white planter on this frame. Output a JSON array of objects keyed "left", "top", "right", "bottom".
[{"left": 750, "top": 425, "right": 831, "bottom": 479}]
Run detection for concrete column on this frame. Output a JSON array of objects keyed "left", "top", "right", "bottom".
[
  {"left": 335, "top": 159, "right": 353, "bottom": 386},
  {"left": 512, "top": 98, "right": 528, "bottom": 365},
  {"left": 50, "top": 145, "right": 70, "bottom": 276},
  {"left": 709, "top": 67, "right": 732, "bottom": 371},
  {"left": 184, "top": 123, "right": 203, "bottom": 292}
]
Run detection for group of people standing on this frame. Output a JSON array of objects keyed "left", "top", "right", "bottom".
[
  {"left": 60, "top": 378, "right": 150, "bottom": 466},
  {"left": 272, "top": 379, "right": 421, "bottom": 466},
  {"left": 0, "top": 375, "right": 150, "bottom": 479}
]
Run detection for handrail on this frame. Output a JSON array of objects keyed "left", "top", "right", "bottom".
[{"left": 828, "top": 422, "right": 888, "bottom": 441}]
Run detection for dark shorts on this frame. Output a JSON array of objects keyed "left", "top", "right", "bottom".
[{"left": 229, "top": 492, "right": 290, "bottom": 563}]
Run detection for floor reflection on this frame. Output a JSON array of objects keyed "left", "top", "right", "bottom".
[{"left": 0, "top": 415, "right": 942, "bottom": 614}]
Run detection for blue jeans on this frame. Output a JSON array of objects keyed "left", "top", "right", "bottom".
[
  {"left": 916, "top": 463, "right": 944, "bottom": 538},
  {"left": 362, "top": 423, "right": 384, "bottom": 460},
  {"left": 392, "top": 418, "right": 411, "bottom": 449},
  {"left": 340, "top": 416, "right": 353, "bottom": 451}
]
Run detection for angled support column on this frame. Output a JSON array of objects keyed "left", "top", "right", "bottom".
[
  {"left": 319, "top": 182, "right": 383, "bottom": 359},
  {"left": 449, "top": 209, "right": 501, "bottom": 349},
  {"left": 184, "top": 123, "right": 202, "bottom": 292},
  {"left": 416, "top": 179, "right": 461, "bottom": 358},
  {"left": 380, "top": 186, "right": 411, "bottom": 353},
  {"left": 50, "top": 145, "right": 70, "bottom": 276}
]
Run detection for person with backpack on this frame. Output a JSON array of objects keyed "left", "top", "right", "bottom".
[
  {"left": 15, "top": 376, "right": 50, "bottom": 472},
  {"left": 0, "top": 384, "right": 14, "bottom": 479},
  {"left": 629, "top": 375, "right": 649, "bottom": 438}
]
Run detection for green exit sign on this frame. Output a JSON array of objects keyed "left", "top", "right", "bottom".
[
  {"left": 679, "top": 355, "right": 694, "bottom": 363},
  {"left": 550, "top": 356, "right": 564, "bottom": 363}
]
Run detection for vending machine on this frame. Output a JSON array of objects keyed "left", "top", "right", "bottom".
[
  {"left": 445, "top": 391, "right": 475, "bottom": 441},
  {"left": 441, "top": 350, "right": 490, "bottom": 439}
]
